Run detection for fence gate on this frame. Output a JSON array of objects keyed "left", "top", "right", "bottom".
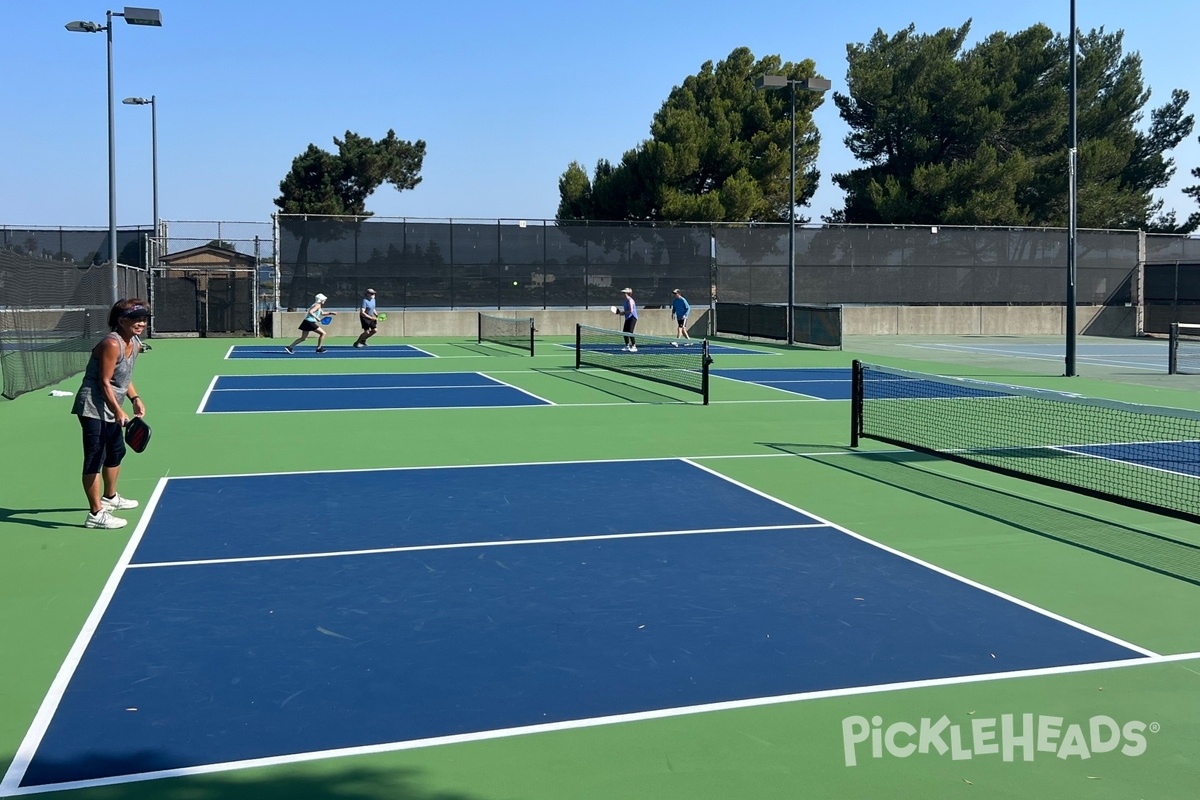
[
  {"left": 1143, "top": 262, "right": 1200, "bottom": 334},
  {"left": 150, "top": 268, "right": 257, "bottom": 337}
]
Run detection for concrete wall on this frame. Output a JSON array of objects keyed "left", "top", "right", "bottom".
[
  {"left": 270, "top": 305, "right": 1134, "bottom": 339},
  {"left": 841, "top": 305, "right": 1136, "bottom": 336}
]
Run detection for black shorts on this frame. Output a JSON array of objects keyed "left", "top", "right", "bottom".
[
  {"left": 360, "top": 316, "right": 377, "bottom": 331},
  {"left": 79, "top": 414, "right": 125, "bottom": 474},
  {"left": 298, "top": 319, "right": 319, "bottom": 332}
]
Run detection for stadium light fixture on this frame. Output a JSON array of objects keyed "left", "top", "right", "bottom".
[
  {"left": 65, "top": 7, "right": 163, "bottom": 305},
  {"left": 123, "top": 96, "right": 158, "bottom": 268},
  {"left": 755, "top": 74, "right": 832, "bottom": 345}
]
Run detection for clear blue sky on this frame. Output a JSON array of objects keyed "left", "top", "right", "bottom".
[{"left": 3, "top": 0, "right": 1196, "bottom": 228}]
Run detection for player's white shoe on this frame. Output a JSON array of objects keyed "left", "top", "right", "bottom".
[
  {"left": 101, "top": 493, "right": 138, "bottom": 511},
  {"left": 85, "top": 510, "right": 127, "bottom": 529}
]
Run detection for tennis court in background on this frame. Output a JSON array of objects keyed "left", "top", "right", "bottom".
[
  {"left": 198, "top": 372, "right": 553, "bottom": 413},
  {"left": 5, "top": 333, "right": 1200, "bottom": 800},
  {"left": 225, "top": 344, "right": 435, "bottom": 359},
  {"left": 561, "top": 340, "right": 771, "bottom": 356},
  {"left": 711, "top": 367, "right": 852, "bottom": 399},
  {"left": 896, "top": 338, "right": 1171, "bottom": 372}
]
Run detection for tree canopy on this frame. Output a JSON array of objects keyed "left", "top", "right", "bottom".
[
  {"left": 274, "top": 130, "right": 426, "bottom": 217},
  {"left": 831, "top": 21, "right": 1194, "bottom": 230},
  {"left": 557, "top": 47, "right": 831, "bottom": 223}
]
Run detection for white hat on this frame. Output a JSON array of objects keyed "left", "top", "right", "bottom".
[
  {"left": 315, "top": 293, "right": 327, "bottom": 303},
  {"left": 621, "top": 287, "right": 633, "bottom": 293}
]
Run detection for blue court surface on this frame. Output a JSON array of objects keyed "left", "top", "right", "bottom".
[
  {"left": 199, "top": 372, "right": 552, "bottom": 413},
  {"left": 712, "top": 367, "right": 852, "bottom": 399},
  {"left": 225, "top": 344, "right": 434, "bottom": 359},
  {"left": 8, "top": 459, "right": 1148, "bottom": 793}
]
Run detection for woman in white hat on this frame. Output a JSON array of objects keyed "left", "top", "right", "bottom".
[
  {"left": 616, "top": 287, "right": 638, "bottom": 352},
  {"left": 286, "top": 292, "right": 336, "bottom": 354}
]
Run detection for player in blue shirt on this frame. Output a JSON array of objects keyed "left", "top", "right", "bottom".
[
  {"left": 671, "top": 288, "right": 691, "bottom": 346},
  {"left": 353, "top": 288, "right": 379, "bottom": 348}
]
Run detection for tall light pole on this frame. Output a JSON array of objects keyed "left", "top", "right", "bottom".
[
  {"left": 755, "top": 73, "right": 831, "bottom": 345},
  {"left": 1065, "top": 0, "right": 1079, "bottom": 376},
  {"left": 66, "top": 7, "right": 163, "bottom": 305},
  {"left": 123, "top": 95, "right": 158, "bottom": 268}
]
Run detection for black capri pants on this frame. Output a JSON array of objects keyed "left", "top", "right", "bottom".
[{"left": 79, "top": 415, "right": 126, "bottom": 474}]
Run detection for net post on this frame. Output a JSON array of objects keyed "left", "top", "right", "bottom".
[
  {"left": 850, "top": 359, "right": 863, "bottom": 447},
  {"left": 528, "top": 316, "right": 535, "bottom": 356},
  {"left": 701, "top": 340, "right": 710, "bottom": 405},
  {"left": 575, "top": 323, "right": 582, "bottom": 369},
  {"left": 477, "top": 312, "right": 482, "bottom": 345},
  {"left": 1169, "top": 322, "right": 1179, "bottom": 375}
]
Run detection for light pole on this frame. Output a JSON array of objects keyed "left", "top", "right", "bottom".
[
  {"left": 123, "top": 95, "right": 158, "bottom": 268},
  {"left": 1065, "top": 0, "right": 1078, "bottom": 376},
  {"left": 66, "top": 7, "right": 163, "bottom": 305},
  {"left": 756, "top": 73, "right": 831, "bottom": 345}
]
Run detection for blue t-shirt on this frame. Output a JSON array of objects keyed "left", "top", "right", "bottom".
[
  {"left": 672, "top": 295, "right": 690, "bottom": 318},
  {"left": 623, "top": 296, "right": 638, "bottom": 320},
  {"left": 361, "top": 296, "right": 377, "bottom": 317}
]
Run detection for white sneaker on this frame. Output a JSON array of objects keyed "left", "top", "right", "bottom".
[
  {"left": 629, "top": 345, "right": 638, "bottom": 352},
  {"left": 101, "top": 493, "right": 139, "bottom": 511},
  {"left": 85, "top": 510, "right": 128, "bottom": 529},
  {"left": 670, "top": 341, "right": 679, "bottom": 347},
  {"left": 621, "top": 346, "right": 630, "bottom": 351}
]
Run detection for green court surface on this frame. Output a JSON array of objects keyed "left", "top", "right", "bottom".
[{"left": 2, "top": 334, "right": 1199, "bottom": 799}]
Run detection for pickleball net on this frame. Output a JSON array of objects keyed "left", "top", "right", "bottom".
[
  {"left": 0, "top": 306, "right": 107, "bottom": 400},
  {"left": 477, "top": 312, "right": 535, "bottom": 355},
  {"left": 576, "top": 323, "right": 711, "bottom": 404},
  {"left": 850, "top": 360, "right": 1200, "bottom": 523},
  {"left": 1168, "top": 323, "right": 1200, "bottom": 374}
]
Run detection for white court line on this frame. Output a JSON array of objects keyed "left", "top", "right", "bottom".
[
  {"left": 0, "top": 476, "right": 168, "bottom": 797},
  {"left": 473, "top": 373, "right": 557, "bottom": 406},
  {"left": 128, "top": 524, "right": 827, "bottom": 570},
  {"left": 5, "top": 650, "right": 1198, "bottom": 798},
  {"left": 680, "top": 458, "right": 1158, "bottom": 658},
  {"left": 709, "top": 373, "right": 829, "bottom": 400},
  {"left": 195, "top": 374, "right": 219, "bottom": 414}
]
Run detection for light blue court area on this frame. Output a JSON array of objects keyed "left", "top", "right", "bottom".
[
  {"left": 9, "top": 459, "right": 1147, "bottom": 792},
  {"left": 560, "top": 341, "right": 768, "bottom": 356},
  {"left": 199, "top": 372, "right": 551, "bottom": 413},
  {"left": 225, "top": 344, "right": 434, "bottom": 359},
  {"left": 712, "top": 367, "right": 852, "bottom": 399},
  {"left": 901, "top": 339, "right": 1170, "bottom": 372}
]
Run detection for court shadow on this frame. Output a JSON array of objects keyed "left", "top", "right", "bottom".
[
  {"left": 0, "top": 507, "right": 82, "bottom": 531},
  {"left": 448, "top": 342, "right": 501, "bottom": 356},
  {"left": 760, "top": 443, "right": 1200, "bottom": 586},
  {"left": 534, "top": 367, "right": 690, "bottom": 404},
  {"left": 1, "top": 749, "right": 488, "bottom": 800}
]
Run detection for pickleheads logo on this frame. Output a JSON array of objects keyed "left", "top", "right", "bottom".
[{"left": 842, "top": 714, "right": 1158, "bottom": 766}]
